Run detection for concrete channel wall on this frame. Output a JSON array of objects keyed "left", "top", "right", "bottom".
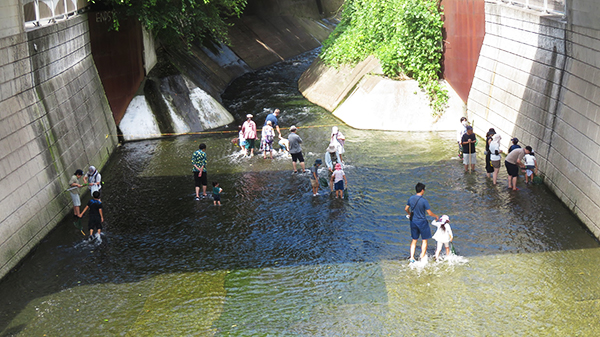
[
  {"left": 0, "top": 11, "right": 118, "bottom": 279},
  {"left": 467, "top": 1, "right": 600, "bottom": 238}
]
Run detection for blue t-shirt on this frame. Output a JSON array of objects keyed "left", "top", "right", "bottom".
[
  {"left": 406, "top": 195, "right": 431, "bottom": 222},
  {"left": 264, "top": 113, "right": 278, "bottom": 126},
  {"left": 508, "top": 144, "right": 521, "bottom": 153}
]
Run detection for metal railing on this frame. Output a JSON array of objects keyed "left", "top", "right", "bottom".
[
  {"left": 23, "top": 0, "right": 89, "bottom": 29},
  {"left": 496, "top": 0, "right": 566, "bottom": 16}
]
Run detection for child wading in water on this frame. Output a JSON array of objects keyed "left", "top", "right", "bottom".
[
  {"left": 212, "top": 182, "right": 223, "bottom": 206},
  {"left": 79, "top": 191, "right": 104, "bottom": 241},
  {"left": 330, "top": 163, "right": 347, "bottom": 198},
  {"left": 523, "top": 146, "right": 538, "bottom": 184},
  {"left": 431, "top": 215, "right": 453, "bottom": 261},
  {"left": 310, "top": 159, "right": 322, "bottom": 196}
]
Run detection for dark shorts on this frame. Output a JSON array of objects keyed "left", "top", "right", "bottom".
[
  {"left": 485, "top": 153, "right": 494, "bottom": 173},
  {"left": 213, "top": 194, "right": 221, "bottom": 201},
  {"left": 505, "top": 161, "right": 519, "bottom": 177},
  {"left": 334, "top": 180, "right": 344, "bottom": 191},
  {"left": 245, "top": 138, "right": 256, "bottom": 149},
  {"left": 291, "top": 152, "right": 304, "bottom": 163},
  {"left": 89, "top": 215, "right": 102, "bottom": 231},
  {"left": 194, "top": 171, "right": 207, "bottom": 187},
  {"left": 410, "top": 220, "right": 432, "bottom": 240}
]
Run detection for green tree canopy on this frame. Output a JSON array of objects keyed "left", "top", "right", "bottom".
[
  {"left": 321, "top": 0, "right": 448, "bottom": 116},
  {"left": 95, "top": 0, "right": 247, "bottom": 46}
]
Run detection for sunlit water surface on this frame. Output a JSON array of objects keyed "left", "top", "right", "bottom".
[{"left": 1, "top": 50, "right": 599, "bottom": 336}]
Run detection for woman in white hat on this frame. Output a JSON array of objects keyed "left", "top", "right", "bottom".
[
  {"left": 84, "top": 166, "right": 102, "bottom": 197},
  {"left": 330, "top": 126, "right": 346, "bottom": 162},
  {"left": 241, "top": 114, "right": 257, "bottom": 156},
  {"left": 489, "top": 134, "right": 503, "bottom": 185}
]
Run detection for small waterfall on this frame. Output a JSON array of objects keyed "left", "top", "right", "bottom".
[
  {"left": 119, "top": 96, "right": 161, "bottom": 141},
  {"left": 119, "top": 57, "right": 234, "bottom": 141}
]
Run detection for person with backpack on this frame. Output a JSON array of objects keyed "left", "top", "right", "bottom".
[{"left": 84, "top": 166, "right": 102, "bottom": 197}]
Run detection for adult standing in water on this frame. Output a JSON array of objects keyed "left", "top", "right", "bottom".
[
  {"left": 68, "top": 169, "right": 84, "bottom": 217},
  {"left": 325, "top": 144, "right": 341, "bottom": 172},
  {"left": 461, "top": 125, "right": 477, "bottom": 172},
  {"left": 261, "top": 120, "right": 275, "bottom": 159},
  {"left": 330, "top": 126, "right": 346, "bottom": 162},
  {"left": 405, "top": 182, "right": 439, "bottom": 263},
  {"left": 485, "top": 128, "right": 496, "bottom": 178},
  {"left": 192, "top": 143, "right": 208, "bottom": 200},
  {"left": 456, "top": 117, "right": 469, "bottom": 159},
  {"left": 241, "top": 114, "right": 257, "bottom": 156},
  {"left": 489, "top": 134, "right": 503, "bottom": 185},
  {"left": 84, "top": 166, "right": 102, "bottom": 197},
  {"left": 504, "top": 145, "right": 529, "bottom": 191},
  {"left": 288, "top": 125, "right": 305, "bottom": 173},
  {"left": 264, "top": 108, "right": 282, "bottom": 139}
]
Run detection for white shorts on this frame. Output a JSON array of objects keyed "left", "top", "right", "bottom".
[
  {"left": 70, "top": 193, "right": 81, "bottom": 207},
  {"left": 436, "top": 241, "right": 450, "bottom": 251},
  {"left": 463, "top": 153, "right": 476, "bottom": 165}
]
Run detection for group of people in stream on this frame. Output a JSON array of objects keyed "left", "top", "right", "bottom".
[
  {"left": 406, "top": 117, "right": 542, "bottom": 263},
  {"left": 66, "top": 113, "right": 541, "bottom": 262},
  {"left": 457, "top": 116, "right": 539, "bottom": 190},
  {"left": 67, "top": 166, "right": 104, "bottom": 241},
  {"left": 193, "top": 108, "right": 350, "bottom": 203}
]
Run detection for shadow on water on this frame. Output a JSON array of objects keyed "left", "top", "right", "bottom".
[{"left": 1, "top": 49, "right": 599, "bottom": 335}]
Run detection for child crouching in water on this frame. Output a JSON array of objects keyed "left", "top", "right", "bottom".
[{"left": 431, "top": 215, "right": 453, "bottom": 261}]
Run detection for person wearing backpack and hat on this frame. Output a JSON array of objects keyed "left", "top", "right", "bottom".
[
  {"left": 325, "top": 143, "right": 341, "bottom": 173},
  {"left": 84, "top": 166, "right": 102, "bottom": 197},
  {"left": 310, "top": 159, "right": 322, "bottom": 196}
]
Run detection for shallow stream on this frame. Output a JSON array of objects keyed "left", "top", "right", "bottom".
[{"left": 1, "top": 50, "right": 599, "bottom": 336}]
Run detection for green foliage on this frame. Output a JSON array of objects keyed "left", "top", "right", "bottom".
[
  {"left": 321, "top": 0, "right": 448, "bottom": 116},
  {"left": 93, "top": 0, "right": 247, "bottom": 47}
]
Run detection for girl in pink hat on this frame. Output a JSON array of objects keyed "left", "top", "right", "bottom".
[{"left": 329, "top": 163, "right": 347, "bottom": 198}]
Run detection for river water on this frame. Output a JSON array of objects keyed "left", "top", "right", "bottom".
[{"left": 1, "top": 50, "right": 600, "bottom": 336}]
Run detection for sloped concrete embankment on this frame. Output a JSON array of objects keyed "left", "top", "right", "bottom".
[
  {"left": 119, "top": 0, "right": 339, "bottom": 141},
  {"left": 0, "top": 14, "right": 118, "bottom": 279},
  {"left": 467, "top": 2, "right": 600, "bottom": 238},
  {"left": 299, "top": 57, "right": 466, "bottom": 131}
]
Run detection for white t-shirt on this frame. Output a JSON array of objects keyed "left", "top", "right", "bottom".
[
  {"left": 489, "top": 142, "right": 501, "bottom": 161},
  {"left": 524, "top": 154, "right": 536, "bottom": 166},
  {"left": 457, "top": 124, "right": 466, "bottom": 143},
  {"left": 431, "top": 220, "right": 453, "bottom": 243},
  {"left": 332, "top": 170, "right": 345, "bottom": 183}
]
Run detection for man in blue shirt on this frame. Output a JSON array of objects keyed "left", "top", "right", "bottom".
[
  {"left": 405, "top": 182, "right": 438, "bottom": 262},
  {"left": 264, "top": 109, "right": 282, "bottom": 139}
]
